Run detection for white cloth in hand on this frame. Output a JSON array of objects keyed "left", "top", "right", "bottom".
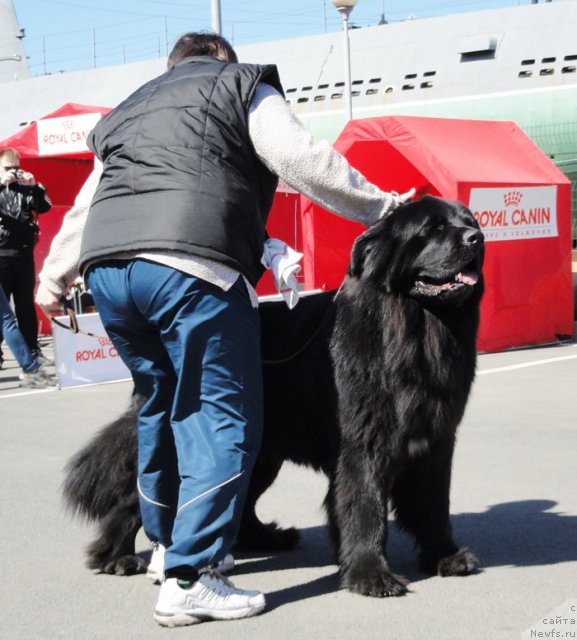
[{"left": 261, "top": 238, "right": 303, "bottom": 309}]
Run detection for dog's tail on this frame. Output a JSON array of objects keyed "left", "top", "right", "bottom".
[{"left": 62, "top": 391, "right": 143, "bottom": 521}]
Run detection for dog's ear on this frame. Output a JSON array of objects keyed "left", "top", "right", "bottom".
[
  {"left": 348, "top": 217, "right": 390, "bottom": 279},
  {"left": 348, "top": 232, "right": 373, "bottom": 278}
]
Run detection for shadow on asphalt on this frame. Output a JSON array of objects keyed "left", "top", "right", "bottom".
[
  {"left": 122, "top": 499, "right": 576, "bottom": 611},
  {"left": 451, "top": 499, "right": 577, "bottom": 568},
  {"left": 235, "top": 499, "right": 577, "bottom": 609},
  {"left": 232, "top": 525, "right": 337, "bottom": 573}
]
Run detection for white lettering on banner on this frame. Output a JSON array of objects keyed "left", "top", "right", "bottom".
[
  {"left": 36, "top": 112, "right": 103, "bottom": 156},
  {"left": 469, "top": 186, "right": 558, "bottom": 242}
]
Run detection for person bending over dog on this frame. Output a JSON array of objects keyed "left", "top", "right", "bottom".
[{"left": 36, "top": 31, "right": 414, "bottom": 628}]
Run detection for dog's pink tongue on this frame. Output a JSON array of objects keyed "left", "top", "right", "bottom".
[{"left": 457, "top": 271, "right": 478, "bottom": 285}]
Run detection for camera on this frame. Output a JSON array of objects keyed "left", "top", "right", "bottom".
[{"left": 14, "top": 169, "right": 24, "bottom": 179}]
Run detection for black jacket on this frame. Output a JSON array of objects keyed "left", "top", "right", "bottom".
[
  {"left": 0, "top": 182, "right": 51, "bottom": 257},
  {"left": 81, "top": 57, "right": 284, "bottom": 286}
]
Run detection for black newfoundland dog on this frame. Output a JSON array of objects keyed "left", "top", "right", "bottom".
[{"left": 63, "top": 195, "right": 484, "bottom": 597}]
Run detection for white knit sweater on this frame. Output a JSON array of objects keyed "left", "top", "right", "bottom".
[{"left": 37, "top": 83, "right": 397, "bottom": 303}]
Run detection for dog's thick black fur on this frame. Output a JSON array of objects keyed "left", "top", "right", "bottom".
[{"left": 63, "top": 195, "right": 484, "bottom": 595}]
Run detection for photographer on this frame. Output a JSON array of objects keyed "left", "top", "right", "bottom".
[{"left": 0, "top": 148, "right": 51, "bottom": 368}]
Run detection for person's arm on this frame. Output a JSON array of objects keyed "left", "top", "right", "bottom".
[
  {"left": 15, "top": 169, "right": 53, "bottom": 214},
  {"left": 35, "top": 160, "right": 102, "bottom": 315},
  {"left": 248, "top": 83, "right": 413, "bottom": 226},
  {"left": 29, "top": 183, "right": 52, "bottom": 214}
]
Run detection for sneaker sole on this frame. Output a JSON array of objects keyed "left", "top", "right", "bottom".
[
  {"left": 154, "top": 601, "right": 265, "bottom": 626},
  {"left": 19, "top": 384, "right": 55, "bottom": 389}
]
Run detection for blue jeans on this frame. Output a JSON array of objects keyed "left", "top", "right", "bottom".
[
  {"left": 0, "top": 256, "right": 40, "bottom": 353},
  {"left": 86, "top": 259, "right": 263, "bottom": 575},
  {"left": 0, "top": 284, "right": 38, "bottom": 373}
]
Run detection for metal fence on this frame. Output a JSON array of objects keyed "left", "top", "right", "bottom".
[{"left": 522, "top": 121, "right": 577, "bottom": 243}]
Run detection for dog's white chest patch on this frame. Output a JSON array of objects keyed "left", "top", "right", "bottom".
[{"left": 407, "top": 438, "right": 429, "bottom": 458}]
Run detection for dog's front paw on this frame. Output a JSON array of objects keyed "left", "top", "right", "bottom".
[
  {"left": 437, "top": 548, "right": 478, "bottom": 577},
  {"left": 343, "top": 570, "right": 409, "bottom": 598},
  {"left": 92, "top": 554, "right": 148, "bottom": 576}
]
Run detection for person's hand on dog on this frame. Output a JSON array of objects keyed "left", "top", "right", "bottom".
[
  {"left": 392, "top": 187, "right": 416, "bottom": 208},
  {"left": 379, "top": 187, "right": 416, "bottom": 220}
]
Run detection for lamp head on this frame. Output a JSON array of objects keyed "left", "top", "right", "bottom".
[{"left": 331, "top": 0, "right": 358, "bottom": 9}]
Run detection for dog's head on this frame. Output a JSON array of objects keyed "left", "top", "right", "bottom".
[{"left": 348, "top": 195, "right": 484, "bottom": 306}]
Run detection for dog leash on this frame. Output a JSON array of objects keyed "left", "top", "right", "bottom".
[
  {"left": 52, "top": 296, "right": 80, "bottom": 333},
  {"left": 262, "top": 281, "right": 349, "bottom": 364},
  {"left": 261, "top": 319, "right": 327, "bottom": 365},
  {"left": 51, "top": 296, "right": 110, "bottom": 342},
  {"left": 53, "top": 287, "right": 345, "bottom": 362},
  {"left": 261, "top": 291, "right": 340, "bottom": 365}
]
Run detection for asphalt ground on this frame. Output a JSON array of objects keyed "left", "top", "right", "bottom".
[{"left": 1, "top": 336, "right": 576, "bottom": 640}]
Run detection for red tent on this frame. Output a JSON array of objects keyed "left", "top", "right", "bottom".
[
  {"left": 300, "top": 116, "right": 573, "bottom": 352},
  {"left": 0, "top": 103, "right": 111, "bottom": 334},
  {"left": 3, "top": 110, "right": 572, "bottom": 351}
]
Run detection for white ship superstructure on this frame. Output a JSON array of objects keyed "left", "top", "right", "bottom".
[{"left": 0, "top": 1, "right": 576, "bottom": 229}]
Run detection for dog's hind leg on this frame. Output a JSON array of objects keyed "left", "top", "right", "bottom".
[
  {"left": 235, "top": 454, "right": 300, "bottom": 551},
  {"left": 391, "top": 435, "right": 478, "bottom": 577},
  {"left": 86, "top": 493, "right": 146, "bottom": 576}
]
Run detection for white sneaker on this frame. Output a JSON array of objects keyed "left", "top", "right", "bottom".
[
  {"left": 153, "top": 573, "right": 265, "bottom": 626},
  {"left": 147, "top": 542, "right": 235, "bottom": 585},
  {"left": 19, "top": 369, "right": 57, "bottom": 389},
  {"left": 147, "top": 542, "right": 166, "bottom": 584}
]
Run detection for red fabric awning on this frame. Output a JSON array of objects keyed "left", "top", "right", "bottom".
[{"left": 300, "top": 115, "right": 573, "bottom": 352}]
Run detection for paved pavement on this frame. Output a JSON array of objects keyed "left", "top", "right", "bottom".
[{"left": 1, "top": 336, "right": 576, "bottom": 640}]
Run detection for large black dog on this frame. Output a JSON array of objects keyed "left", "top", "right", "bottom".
[{"left": 63, "top": 195, "right": 484, "bottom": 597}]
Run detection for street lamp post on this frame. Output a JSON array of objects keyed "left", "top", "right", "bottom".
[
  {"left": 331, "top": 0, "right": 358, "bottom": 121},
  {"left": 211, "top": 0, "right": 222, "bottom": 35}
]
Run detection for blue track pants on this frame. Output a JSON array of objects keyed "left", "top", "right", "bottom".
[{"left": 86, "top": 259, "right": 263, "bottom": 575}]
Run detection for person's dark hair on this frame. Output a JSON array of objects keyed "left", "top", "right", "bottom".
[{"left": 167, "top": 32, "right": 238, "bottom": 68}]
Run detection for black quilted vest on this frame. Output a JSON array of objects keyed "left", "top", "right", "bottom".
[{"left": 80, "top": 57, "right": 283, "bottom": 286}]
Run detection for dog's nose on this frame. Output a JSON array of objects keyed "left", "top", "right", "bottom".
[{"left": 463, "top": 229, "right": 483, "bottom": 247}]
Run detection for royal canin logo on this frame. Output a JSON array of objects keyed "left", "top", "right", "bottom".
[{"left": 504, "top": 191, "right": 522, "bottom": 207}]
